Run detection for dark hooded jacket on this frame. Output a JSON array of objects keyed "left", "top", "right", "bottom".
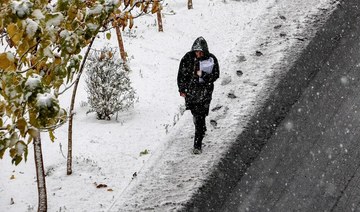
[{"left": 177, "top": 37, "right": 220, "bottom": 116}]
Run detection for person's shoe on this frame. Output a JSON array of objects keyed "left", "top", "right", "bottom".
[{"left": 193, "top": 148, "right": 202, "bottom": 154}]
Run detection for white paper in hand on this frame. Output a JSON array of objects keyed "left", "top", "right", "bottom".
[{"left": 199, "top": 57, "right": 214, "bottom": 83}]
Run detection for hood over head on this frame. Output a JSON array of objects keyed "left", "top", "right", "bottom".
[{"left": 191, "top": 36, "right": 209, "bottom": 54}]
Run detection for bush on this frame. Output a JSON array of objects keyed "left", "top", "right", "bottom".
[{"left": 85, "top": 49, "right": 136, "bottom": 120}]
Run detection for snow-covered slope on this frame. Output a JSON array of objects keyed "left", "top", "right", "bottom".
[{"left": 108, "top": 0, "right": 341, "bottom": 211}]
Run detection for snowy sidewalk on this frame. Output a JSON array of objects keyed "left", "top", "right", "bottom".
[{"left": 108, "top": 0, "right": 340, "bottom": 211}]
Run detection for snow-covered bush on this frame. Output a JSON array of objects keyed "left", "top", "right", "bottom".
[{"left": 85, "top": 49, "right": 136, "bottom": 120}]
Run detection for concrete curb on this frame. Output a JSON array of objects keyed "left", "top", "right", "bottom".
[{"left": 183, "top": 1, "right": 360, "bottom": 211}]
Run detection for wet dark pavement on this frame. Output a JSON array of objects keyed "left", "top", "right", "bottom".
[{"left": 222, "top": 5, "right": 360, "bottom": 212}]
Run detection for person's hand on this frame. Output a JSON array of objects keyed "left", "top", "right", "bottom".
[
  {"left": 180, "top": 92, "right": 186, "bottom": 97},
  {"left": 196, "top": 70, "right": 202, "bottom": 77}
]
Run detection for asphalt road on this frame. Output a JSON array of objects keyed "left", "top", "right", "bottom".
[{"left": 222, "top": 14, "right": 360, "bottom": 212}]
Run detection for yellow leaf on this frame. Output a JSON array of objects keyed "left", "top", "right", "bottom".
[
  {"left": 17, "top": 117, "right": 27, "bottom": 137},
  {"left": 0, "top": 101, "right": 5, "bottom": 116},
  {"left": 115, "top": 8, "right": 121, "bottom": 15},
  {"left": 151, "top": 2, "right": 159, "bottom": 14},
  {"left": 27, "top": 128, "right": 38, "bottom": 138},
  {"left": 129, "top": 15, "right": 134, "bottom": 29},
  {"left": 54, "top": 57, "right": 61, "bottom": 65},
  {"left": 10, "top": 175, "right": 15, "bottom": 180},
  {"left": 107, "top": 188, "right": 114, "bottom": 192},
  {"left": 0, "top": 53, "right": 16, "bottom": 71},
  {"left": 14, "top": 109, "right": 22, "bottom": 119},
  {"left": 108, "top": 13, "right": 116, "bottom": 20},
  {"left": 7, "top": 23, "right": 22, "bottom": 46},
  {"left": 107, "top": 51, "right": 113, "bottom": 59},
  {"left": 18, "top": 40, "right": 30, "bottom": 56},
  {"left": 13, "top": 33, "right": 23, "bottom": 47},
  {"left": 36, "top": 60, "right": 47, "bottom": 72},
  {"left": 29, "top": 111, "right": 38, "bottom": 127},
  {"left": 68, "top": 7, "right": 78, "bottom": 21},
  {"left": 30, "top": 55, "right": 37, "bottom": 67},
  {"left": 6, "top": 104, "right": 13, "bottom": 117},
  {"left": 140, "top": 3, "right": 145, "bottom": 10},
  {"left": 43, "top": 73, "right": 53, "bottom": 85},
  {"left": 11, "top": 74, "right": 21, "bottom": 85},
  {"left": 125, "top": 11, "right": 130, "bottom": 19}
]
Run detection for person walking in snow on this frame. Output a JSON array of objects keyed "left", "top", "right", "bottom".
[{"left": 177, "top": 36, "right": 220, "bottom": 154}]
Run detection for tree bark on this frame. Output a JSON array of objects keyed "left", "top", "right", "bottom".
[
  {"left": 33, "top": 131, "right": 47, "bottom": 212},
  {"left": 188, "top": 0, "right": 193, "bottom": 9},
  {"left": 67, "top": 37, "right": 96, "bottom": 175},
  {"left": 67, "top": 110, "right": 73, "bottom": 175},
  {"left": 115, "top": 25, "right": 127, "bottom": 62},
  {"left": 157, "top": 9, "right": 163, "bottom": 32}
]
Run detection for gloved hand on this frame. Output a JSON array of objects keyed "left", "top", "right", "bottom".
[{"left": 180, "top": 92, "right": 186, "bottom": 97}]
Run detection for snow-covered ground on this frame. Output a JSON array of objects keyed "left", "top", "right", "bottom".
[{"left": 0, "top": 0, "right": 338, "bottom": 211}]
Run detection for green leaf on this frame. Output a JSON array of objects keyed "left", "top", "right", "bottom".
[
  {"left": 49, "top": 130, "right": 56, "bottom": 142},
  {"left": 10, "top": 148, "right": 16, "bottom": 158},
  {"left": 0, "top": 148, "right": 5, "bottom": 159},
  {"left": 12, "top": 155, "right": 22, "bottom": 165},
  {"left": 24, "top": 145, "right": 28, "bottom": 162},
  {"left": 106, "top": 32, "right": 111, "bottom": 40},
  {"left": 140, "top": 149, "right": 149, "bottom": 156}
]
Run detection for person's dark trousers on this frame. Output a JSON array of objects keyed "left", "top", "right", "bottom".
[{"left": 193, "top": 115, "right": 206, "bottom": 150}]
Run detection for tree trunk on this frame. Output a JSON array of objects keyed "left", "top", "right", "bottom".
[
  {"left": 188, "top": 0, "right": 193, "bottom": 9},
  {"left": 115, "top": 25, "right": 127, "bottom": 62},
  {"left": 33, "top": 131, "right": 47, "bottom": 212},
  {"left": 67, "top": 110, "right": 73, "bottom": 175},
  {"left": 157, "top": 9, "right": 163, "bottom": 32},
  {"left": 67, "top": 37, "right": 96, "bottom": 175}
]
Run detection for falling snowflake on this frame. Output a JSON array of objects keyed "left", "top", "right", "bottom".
[
  {"left": 284, "top": 121, "right": 294, "bottom": 131},
  {"left": 340, "top": 76, "right": 349, "bottom": 85}
]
